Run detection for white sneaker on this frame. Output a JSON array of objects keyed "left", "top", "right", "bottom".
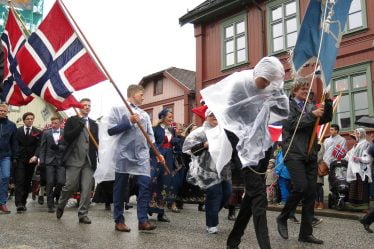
[{"left": 207, "top": 226, "right": 218, "bottom": 234}]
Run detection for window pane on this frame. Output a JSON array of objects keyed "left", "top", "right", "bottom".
[
  {"left": 349, "top": 0, "right": 362, "bottom": 13},
  {"left": 236, "top": 36, "right": 245, "bottom": 50},
  {"left": 237, "top": 49, "right": 246, "bottom": 63},
  {"left": 236, "top": 21, "right": 245, "bottom": 34},
  {"left": 226, "top": 53, "right": 234, "bottom": 66},
  {"left": 225, "top": 25, "right": 234, "bottom": 38},
  {"left": 272, "top": 6, "right": 282, "bottom": 21},
  {"left": 286, "top": 18, "right": 297, "bottom": 33},
  {"left": 287, "top": 32, "right": 297, "bottom": 48},
  {"left": 337, "top": 112, "right": 351, "bottom": 129},
  {"left": 355, "top": 109, "right": 369, "bottom": 124},
  {"left": 273, "top": 36, "right": 284, "bottom": 52},
  {"left": 272, "top": 22, "right": 283, "bottom": 38},
  {"left": 352, "top": 74, "right": 367, "bottom": 89},
  {"left": 226, "top": 40, "right": 234, "bottom": 53},
  {"left": 354, "top": 91, "right": 368, "bottom": 110},
  {"left": 334, "top": 78, "right": 348, "bottom": 92},
  {"left": 337, "top": 94, "right": 350, "bottom": 113},
  {"left": 285, "top": 1, "right": 296, "bottom": 16},
  {"left": 348, "top": 12, "right": 363, "bottom": 30}
]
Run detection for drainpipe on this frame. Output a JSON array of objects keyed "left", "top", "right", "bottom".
[{"left": 251, "top": 0, "right": 266, "bottom": 57}]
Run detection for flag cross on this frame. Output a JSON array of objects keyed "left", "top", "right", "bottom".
[{"left": 25, "top": 31, "right": 84, "bottom": 99}]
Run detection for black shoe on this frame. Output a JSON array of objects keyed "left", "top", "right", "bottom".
[
  {"left": 105, "top": 203, "right": 111, "bottom": 211},
  {"left": 226, "top": 246, "right": 239, "bottom": 249},
  {"left": 198, "top": 204, "right": 205, "bottom": 212},
  {"left": 289, "top": 215, "right": 300, "bottom": 224},
  {"left": 16, "top": 206, "right": 26, "bottom": 213},
  {"left": 360, "top": 218, "right": 374, "bottom": 233},
  {"left": 276, "top": 216, "right": 288, "bottom": 240},
  {"left": 79, "top": 216, "right": 92, "bottom": 224},
  {"left": 56, "top": 207, "right": 64, "bottom": 219},
  {"left": 312, "top": 217, "right": 323, "bottom": 227},
  {"left": 298, "top": 235, "right": 324, "bottom": 244},
  {"left": 38, "top": 196, "right": 44, "bottom": 205},
  {"left": 48, "top": 207, "right": 55, "bottom": 213},
  {"left": 157, "top": 214, "right": 170, "bottom": 222}
]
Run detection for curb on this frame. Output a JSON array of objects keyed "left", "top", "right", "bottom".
[{"left": 267, "top": 205, "right": 363, "bottom": 220}]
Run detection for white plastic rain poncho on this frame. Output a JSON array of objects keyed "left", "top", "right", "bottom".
[
  {"left": 94, "top": 104, "right": 154, "bottom": 181},
  {"left": 322, "top": 134, "right": 347, "bottom": 166},
  {"left": 201, "top": 57, "right": 289, "bottom": 174},
  {"left": 345, "top": 128, "right": 372, "bottom": 183},
  {"left": 182, "top": 121, "right": 231, "bottom": 190}
]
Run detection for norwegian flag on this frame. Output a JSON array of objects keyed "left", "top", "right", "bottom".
[
  {"left": 268, "top": 122, "right": 282, "bottom": 142},
  {"left": 332, "top": 144, "right": 346, "bottom": 160},
  {"left": 0, "top": 8, "right": 33, "bottom": 105},
  {"left": 15, "top": 1, "right": 106, "bottom": 110}
]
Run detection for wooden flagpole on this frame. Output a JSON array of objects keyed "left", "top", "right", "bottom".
[
  {"left": 10, "top": 1, "right": 100, "bottom": 150},
  {"left": 57, "top": 0, "right": 169, "bottom": 174},
  {"left": 318, "top": 92, "right": 342, "bottom": 144}
]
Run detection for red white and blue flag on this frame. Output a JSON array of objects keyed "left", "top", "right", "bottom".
[
  {"left": 0, "top": 8, "right": 33, "bottom": 105},
  {"left": 268, "top": 122, "right": 282, "bottom": 142},
  {"left": 15, "top": 1, "right": 106, "bottom": 110},
  {"left": 332, "top": 144, "right": 346, "bottom": 160}
]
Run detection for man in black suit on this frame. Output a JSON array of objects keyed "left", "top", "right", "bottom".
[
  {"left": 15, "top": 112, "right": 41, "bottom": 213},
  {"left": 39, "top": 116, "right": 65, "bottom": 213},
  {"left": 56, "top": 98, "right": 98, "bottom": 224}
]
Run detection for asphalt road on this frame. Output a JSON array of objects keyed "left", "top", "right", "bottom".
[{"left": 0, "top": 199, "right": 373, "bottom": 249}]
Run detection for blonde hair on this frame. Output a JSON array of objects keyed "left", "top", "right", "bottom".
[
  {"left": 127, "top": 85, "right": 144, "bottom": 98},
  {"left": 290, "top": 77, "right": 309, "bottom": 97},
  {"left": 0, "top": 103, "right": 9, "bottom": 109}
]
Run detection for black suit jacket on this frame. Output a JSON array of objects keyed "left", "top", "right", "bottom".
[
  {"left": 62, "top": 115, "right": 99, "bottom": 170},
  {"left": 16, "top": 126, "right": 42, "bottom": 161},
  {"left": 39, "top": 128, "right": 65, "bottom": 165}
]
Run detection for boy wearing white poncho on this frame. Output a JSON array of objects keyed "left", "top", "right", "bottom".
[{"left": 200, "top": 57, "right": 289, "bottom": 249}]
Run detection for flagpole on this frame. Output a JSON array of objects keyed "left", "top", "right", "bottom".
[
  {"left": 318, "top": 92, "right": 342, "bottom": 144},
  {"left": 10, "top": 1, "right": 100, "bottom": 151},
  {"left": 57, "top": 0, "right": 169, "bottom": 174},
  {"left": 73, "top": 107, "right": 99, "bottom": 149}
]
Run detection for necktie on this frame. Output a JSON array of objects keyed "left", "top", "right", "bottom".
[
  {"left": 298, "top": 101, "right": 305, "bottom": 110},
  {"left": 26, "top": 127, "right": 30, "bottom": 136}
]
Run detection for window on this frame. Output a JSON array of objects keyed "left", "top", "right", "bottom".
[
  {"left": 221, "top": 13, "right": 248, "bottom": 70},
  {"left": 145, "top": 109, "right": 153, "bottom": 122},
  {"left": 345, "top": 0, "right": 367, "bottom": 33},
  {"left": 154, "top": 79, "right": 163, "bottom": 95},
  {"left": 331, "top": 62, "right": 372, "bottom": 130},
  {"left": 163, "top": 104, "right": 174, "bottom": 114},
  {"left": 267, "top": 0, "right": 299, "bottom": 54}
]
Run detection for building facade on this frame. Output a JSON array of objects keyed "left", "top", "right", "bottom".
[
  {"left": 139, "top": 67, "right": 196, "bottom": 126},
  {"left": 0, "top": 0, "right": 43, "bottom": 32},
  {"left": 180, "top": 0, "right": 373, "bottom": 139}
]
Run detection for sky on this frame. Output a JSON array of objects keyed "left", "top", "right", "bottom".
[{"left": 43, "top": 0, "right": 203, "bottom": 119}]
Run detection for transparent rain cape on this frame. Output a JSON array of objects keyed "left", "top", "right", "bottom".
[
  {"left": 182, "top": 122, "right": 231, "bottom": 190},
  {"left": 201, "top": 57, "right": 289, "bottom": 174}
]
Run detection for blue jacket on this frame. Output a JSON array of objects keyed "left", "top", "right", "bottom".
[
  {"left": 275, "top": 151, "right": 290, "bottom": 179},
  {"left": 0, "top": 117, "right": 18, "bottom": 159}
]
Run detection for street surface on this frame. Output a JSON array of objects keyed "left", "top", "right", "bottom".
[{"left": 0, "top": 200, "right": 373, "bottom": 249}]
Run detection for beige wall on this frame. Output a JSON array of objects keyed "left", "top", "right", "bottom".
[
  {"left": 146, "top": 99, "right": 185, "bottom": 126},
  {"left": 142, "top": 77, "right": 185, "bottom": 105},
  {"left": 6, "top": 96, "right": 66, "bottom": 129}
]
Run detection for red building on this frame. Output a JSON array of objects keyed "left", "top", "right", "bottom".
[
  {"left": 139, "top": 67, "right": 196, "bottom": 126},
  {"left": 180, "top": 0, "right": 373, "bottom": 138}
]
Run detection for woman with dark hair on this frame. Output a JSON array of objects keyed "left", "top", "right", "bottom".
[{"left": 148, "top": 109, "right": 178, "bottom": 222}]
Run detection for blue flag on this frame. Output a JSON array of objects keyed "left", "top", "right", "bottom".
[{"left": 292, "top": 0, "right": 352, "bottom": 86}]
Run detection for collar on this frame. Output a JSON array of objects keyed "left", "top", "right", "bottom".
[
  {"left": 293, "top": 97, "right": 304, "bottom": 105},
  {"left": 24, "top": 126, "right": 32, "bottom": 130}
]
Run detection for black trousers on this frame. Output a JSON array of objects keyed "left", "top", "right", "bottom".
[
  {"left": 45, "top": 163, "right": 65, "bottom": 208},
  {"left": 362, "top": 209, "right": 374, "bottom": 225},
  {"left": 15, "top": 160, "right": 36, "bottom": 207},
  {"left": 278, "top": 159, "right": 317, "bottom": 237},
  {"left": 226, "top": 147, "right": 272, "bottom": 249}
]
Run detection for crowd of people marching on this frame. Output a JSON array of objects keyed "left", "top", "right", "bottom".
[{"left": 1, "top": 56, "right": 374, "bottom": 249}]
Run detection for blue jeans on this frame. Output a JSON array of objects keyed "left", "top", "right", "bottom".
[
  {"left": 113, "top": 172, "right": 151, "bottom": 224},
  {"left": 0, "top": 157, "right": 11, "bottom": 205},
  {"left": 205, "top": 180, "right": 232, "bottom": 227}
]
